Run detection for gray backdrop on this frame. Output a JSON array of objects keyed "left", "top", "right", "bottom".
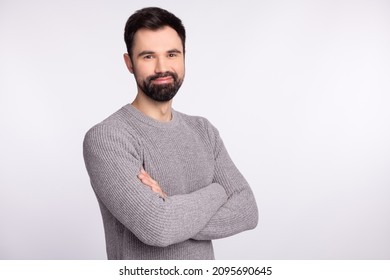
[{"left": 1, "top": 0, "right": 389, "bottom": 259}]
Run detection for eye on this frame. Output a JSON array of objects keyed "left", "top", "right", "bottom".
[
  {"left": 168, "top": 53, "right": 178, "bottom": 58},
  {"left": 143, "top": 55, "right": 154, "bottom": 60}
]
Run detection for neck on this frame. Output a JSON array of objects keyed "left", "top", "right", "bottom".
[{"left": 131, "top": 91, "right": 173, "bottom": 122}]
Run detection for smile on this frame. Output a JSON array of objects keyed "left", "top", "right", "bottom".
[{"left": 152, "top": 76, "right": 174, "bottom": 84}]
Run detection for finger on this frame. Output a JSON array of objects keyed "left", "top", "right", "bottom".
[
  {"left": 142, "top": 180, "right": 167, "bottom": 199},
  {"left": 140, "top": 177, "right": 161, "bottom": 191},
  {"left": 139, "top": 172, "right": 160, "bottom": 187},
  {"left": 139, "top": 176, "right": 154, "bottom": 187},
  {"left": 138, "top": 173, "right": 154, "bottom": 184},
  {"left": 138, "top": 174, "right": 154, "bottom": 187},
  {"left": 141, "top": 170, "right": 155, "bottom": 182},
  {"left": 141, "top": 181, "right": 160, "bottom": 195},
  {"left": 138, "top": 171, "right": 166, "bottom": 196},
  {"left": 140, "top": 169, "right": 153, "bottom": 178},
  {"left": 148, "top": 182, "right": 164, "bottom": 195},
  {"left": 147, "top": 176, "right": 159, "bottom": 186},
  {"left": 152, "top": 187, "right": 164, "bottom": 195},
  {"left": 155, "top": 188, "right": 167, "bottom": 199}
]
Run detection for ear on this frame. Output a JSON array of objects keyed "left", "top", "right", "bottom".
[{"left": 123, "top": 53, "right": 134, "bottom": 74}]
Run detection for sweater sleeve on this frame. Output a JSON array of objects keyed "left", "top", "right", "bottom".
[
  {"left": 192, "top": 122, "right": 258, "bottom": 240},
  {"left": 83, "top": 123, "right": 227, "bottom": 247}
]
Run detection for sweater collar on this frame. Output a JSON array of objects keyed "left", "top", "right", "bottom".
[{"left": 123, "top": 104, "right": 180, "bottom": 129}]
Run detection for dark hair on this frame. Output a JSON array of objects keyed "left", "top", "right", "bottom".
[{"left": 124, "top": 7, "right": 186, "bottom": 58}]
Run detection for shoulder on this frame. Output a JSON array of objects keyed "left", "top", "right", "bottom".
[
  {"left": 83, "top": 106, "right": 139, "bottom": 149},
  {"left": 175, "top": 110, "right": 221, "bottom": 141},
  {"left": 175, "top": 110, "right": 216, "bottom": 130}
]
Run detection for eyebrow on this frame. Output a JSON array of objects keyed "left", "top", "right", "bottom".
[
  {"left": 167, "top": 49, "right": 182, "bottom": 54},
  {"left": 137, "top": 49, "right": 182, "bottom": 58},
  {"left": 137, "top": 51, "right": 155, "bottom": 58}
]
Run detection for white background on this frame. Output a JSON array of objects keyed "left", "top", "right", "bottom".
[{"left": 1, "top": 0, "right": 389, "bottom": 259}]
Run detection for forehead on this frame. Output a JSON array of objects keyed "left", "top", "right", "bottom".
[{"left": 133, "top": 26, "right": 183, "bottom": 54}]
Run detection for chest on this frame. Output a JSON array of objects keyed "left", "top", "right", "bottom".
[{"left": 140, "top": 128, "right": 215, "bottom": 195}]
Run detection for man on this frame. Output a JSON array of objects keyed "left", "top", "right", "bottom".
[{"left": 83, "top": 7, "right": 258, "bottom": 260}]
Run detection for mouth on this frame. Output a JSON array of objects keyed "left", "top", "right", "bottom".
[{"left": 151, "top": 76, "right": 174, "bottom": 84}]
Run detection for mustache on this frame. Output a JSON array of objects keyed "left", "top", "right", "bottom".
[{"left": 147, "top": 72, "right": 178, "bottom": 82}]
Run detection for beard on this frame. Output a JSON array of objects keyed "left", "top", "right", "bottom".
[{"left": 138, "top": 71, "right": 183, "bottom": 102}]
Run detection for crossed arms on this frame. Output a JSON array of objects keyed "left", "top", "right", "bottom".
[{"left": 83, "top": 122, "right": 258, "bottom": 247}]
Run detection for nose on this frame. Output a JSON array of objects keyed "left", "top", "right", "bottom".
[{"left": 155, "top": 57, "right": 168, "bottom": 73}]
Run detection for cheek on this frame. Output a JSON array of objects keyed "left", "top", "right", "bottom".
[
  {"left": 175, "top": 62, "right": 185, "bottom": 78},
  {"left": 132, "top": 70, "right": 148, "bottom": 87},
  {"left": 133, "top": 64, "right": 150, "bottom": 81}
]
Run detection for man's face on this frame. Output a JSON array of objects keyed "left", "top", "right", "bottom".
[{"left": 127, "top": 26, "right": 185, "bottom": 102}]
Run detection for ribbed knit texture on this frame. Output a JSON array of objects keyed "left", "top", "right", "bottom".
[{"left": 83, "top": 104, "right": 258, "bottom": 259}]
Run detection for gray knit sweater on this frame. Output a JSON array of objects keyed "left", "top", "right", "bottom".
[{"left": 83, "top": 104, "right": 258, "bottom": 259}]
